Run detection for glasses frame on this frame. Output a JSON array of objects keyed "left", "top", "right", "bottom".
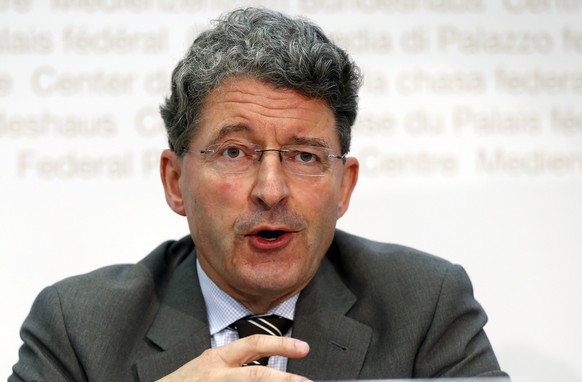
[{"left": 185, "top": 141, "right": 346, "bottom": 177}]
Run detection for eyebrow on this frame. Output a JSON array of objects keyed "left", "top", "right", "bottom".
[
  {"left": 209, "top": 124, "right": 331, "bottom": 149},
  {"left": 286, "top": 136, "right": 330, "bottom": 149},
  {"left": 210, "top": 124, "right": 252, "bottom": 144}
]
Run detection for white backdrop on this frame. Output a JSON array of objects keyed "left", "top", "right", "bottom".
[{"left": 2, "top": 1, "right": 582, "bottom": 381}]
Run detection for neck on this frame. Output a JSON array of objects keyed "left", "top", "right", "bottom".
[
  {"left": 238, "top": 293, "right": 294, "bottom": 315},
  {"left": 196, "top": 258, "right": 300, "bottom": 316}
]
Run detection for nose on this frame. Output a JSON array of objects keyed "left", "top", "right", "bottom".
[{"left": 250, "top": 151, "right": 290, "bottom": 209}]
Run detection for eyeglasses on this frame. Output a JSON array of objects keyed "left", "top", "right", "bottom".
[{"left": 185, "top": 140, "right": 346, "bottom": 177}]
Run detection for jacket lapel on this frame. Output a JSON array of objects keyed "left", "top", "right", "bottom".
[
  {"left": 135, "top": 249, "right": 211, "bottom": 381},
  {"left": 287, "top": 255, "right": 372, "bottom": 380}
]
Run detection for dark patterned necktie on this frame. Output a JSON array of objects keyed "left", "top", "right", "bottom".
[{"left": 229, "top": 315, "right": 293, "bottom": 366}]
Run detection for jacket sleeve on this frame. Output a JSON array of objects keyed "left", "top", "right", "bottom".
[
  {"left": 414, "top": 264, "right": 509, "bottom": 378},
  {"left": 9, "top": 286, "right": 86, "bottom": 382}
]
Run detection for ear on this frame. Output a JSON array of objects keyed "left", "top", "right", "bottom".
[
  {"left": 160, "top": 149, "right": 186, "bottom": 216},
  {"left": 337, "top": 157, "right": 359, "bottom": 219}
]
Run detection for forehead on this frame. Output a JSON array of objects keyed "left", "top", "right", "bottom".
[{"left": 194, "top": 77, "right": 338, "bottom": 146}]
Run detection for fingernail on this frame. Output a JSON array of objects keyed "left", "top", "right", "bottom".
[{"left": 295, "top": 339, "right": 310, "bottom": 353}]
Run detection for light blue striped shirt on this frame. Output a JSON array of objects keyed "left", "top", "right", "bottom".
[{"left": 196, "top": 259, "right": 298, "bottom": 371}]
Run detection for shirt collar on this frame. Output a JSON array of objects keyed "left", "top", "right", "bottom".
[{"left": 197, "top": 259, "right": 298, "bottom": 336}]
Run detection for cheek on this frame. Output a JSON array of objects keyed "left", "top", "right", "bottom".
[
  {"left": 298, "top": 180, "right": 341, "bottom": 223},
  {"left": 192, "top": 176, "right": 247, "bottom": 220},
  {"left": 218, "top": 178, "right": 241, "bottom": 194}
]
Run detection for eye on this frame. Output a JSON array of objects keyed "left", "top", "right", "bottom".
[
  {"left": 223, "top": 146, "right": 244, "bottom": 159},
  {"left": 297, "top": 151, "right": 317, "bottom": 163},
  {"left": 287, "top": 146, "right": 325, "bottom": 164},
  {"left": 216, "top": 142, "right": 253, "bottom": 160}
]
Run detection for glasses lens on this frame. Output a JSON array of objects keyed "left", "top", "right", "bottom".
[
  {"left": 208, "top": 141, "right": 257, "bottom": 174},
  {"left": 282, "top": 146, "right": 331, "bottom": 176}
]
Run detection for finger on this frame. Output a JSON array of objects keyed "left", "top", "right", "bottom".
[{"left": 216, "top": 335, "right": 310, "bottom": 367}]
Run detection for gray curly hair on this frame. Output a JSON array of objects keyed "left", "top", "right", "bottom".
[{"left": 160, "top": 7, "right": 362, "bottom": 156}]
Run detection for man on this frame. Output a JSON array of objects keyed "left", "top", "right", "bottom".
[{"left": 10, "top": 7, "right": 508, "bottom": 382}]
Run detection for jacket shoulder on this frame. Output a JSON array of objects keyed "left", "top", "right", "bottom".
[
  {"left": 11, "top": 235, "right": 196, "bottom": 381},
  {"left": 331, "top": 229, "right": 454, "bottom": 280},
  {"left": 54, "top": 235, "right": 194, "bottom": 299},
  {"left": 329, "top": 230, "right": 467, "bottom": 319},
  {"left": 42, "top": 235, "right": 196, "bottom": 351}
]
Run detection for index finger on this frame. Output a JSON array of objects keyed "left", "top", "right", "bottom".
[{"left": 215, "top": 335, "right": 310, "bottom": 367}]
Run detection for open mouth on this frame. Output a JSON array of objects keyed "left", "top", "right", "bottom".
[{"left": 256, "top": 230, "right": 286, "bottom": 241}]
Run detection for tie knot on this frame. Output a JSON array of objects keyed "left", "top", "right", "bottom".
[
  {"left": 230, "top": 315, "right": 292, "bottom": 338},
  {"left": 229, "top": 315, "right": 293, "bottom": 366}
]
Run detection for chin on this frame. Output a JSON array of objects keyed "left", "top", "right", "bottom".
[{"left": 243, "top": 264, "right": 307, "bottom": 292}]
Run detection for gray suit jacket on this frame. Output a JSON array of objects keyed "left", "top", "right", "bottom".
[{"left": 10, "top": 230, "right": 507, "bottom": 381}]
